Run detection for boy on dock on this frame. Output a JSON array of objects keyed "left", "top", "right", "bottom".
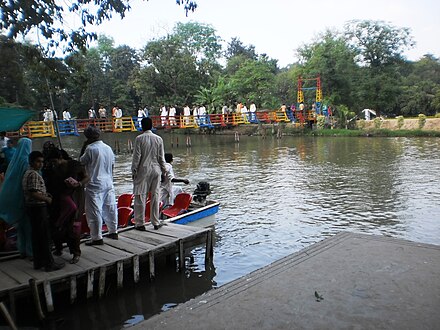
[{"left": 22, "top": 151, "right": 65, "bottom": 272}]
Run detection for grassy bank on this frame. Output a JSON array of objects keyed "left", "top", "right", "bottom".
[{"left": 307, "top": 129, "right": 440, "bottom": 137}]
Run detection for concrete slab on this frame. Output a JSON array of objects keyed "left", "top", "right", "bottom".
[{"left": 134, "top": 232, "right": 440, "bottom": 330}]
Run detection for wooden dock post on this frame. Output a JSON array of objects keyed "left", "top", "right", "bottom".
[
  {"left": 0, "top": 302, "right": 17, "bottom": 330},
  {"left": 148, "top": 251, "right": 155, "bottom": 280},
  {"left": 99, "top": 266, "right": 106, "bottom": 297},
  {"left": 43, "top": 280, "right": 54, "bottom": 312},
  {"left": 86, "top": 269, "right": 94, "bottom": 299},
  {"left": 29, "top": 279, "right": 45, "bottom": 320},
  {"left": 70, "top": 276, "right": 77, "bottom": 304},
  {"left": 178, "top": 239, "right": 185, "bottom": 270},
  {"left": 205, "top": 229, "right": 214, "bottom": 265},
  {"left": 133, "top": 255, "right": 140, "bottom": 283},
  {"left": 116, "top": 261, "right": 124, "bottom": 288}
]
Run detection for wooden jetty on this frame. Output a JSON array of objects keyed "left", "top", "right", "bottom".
[{"left": 0, "top": 223, "right": 213, "bottom": 325}]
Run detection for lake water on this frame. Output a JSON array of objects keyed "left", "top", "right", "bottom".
[{"left": 28, "top": 133, "right": 440, "bottom": 329}]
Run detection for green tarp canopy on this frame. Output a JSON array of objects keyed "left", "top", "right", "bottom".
[{"left": 0, "top": 108, "right": 36, "bottom": 132}]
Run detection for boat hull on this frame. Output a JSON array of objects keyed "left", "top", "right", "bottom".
[{"left": 167, "top": 201, "right": 220, "bottom": 227}]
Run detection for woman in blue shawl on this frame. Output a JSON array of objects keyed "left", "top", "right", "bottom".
[{"left": 0, "top": 137, "right": 33, "bottom": 257}]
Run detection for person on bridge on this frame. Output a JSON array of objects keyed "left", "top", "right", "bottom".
[
  {"left": 80, "top": 126, "right": 118, "bottom": 245},
  {"left": 131, "top": 117, "right": 167, "bottom": 231}
]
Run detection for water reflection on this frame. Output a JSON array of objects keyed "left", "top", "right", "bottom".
[{"left": 29, "top": 133, "right": 440, "bottom": 328}]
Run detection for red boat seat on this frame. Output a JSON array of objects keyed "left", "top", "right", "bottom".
[
  {"left": 118, "top": 207, "right": 134, "bottom": 228},
  {"left": 117, "top": 194, "right": 134, "bottom": 208},
  {"left": 162, "top": 193, "right": 192, "bottom": 218}
]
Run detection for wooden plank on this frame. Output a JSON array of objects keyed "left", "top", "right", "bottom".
[
  {"left": 93, "top": 243, "right": 134, "bottom": 259},
  {"left": 133, "top": 255, "right": 140, "bottom": 283},
  {"left": 70, "top": 276, "right": 77, "bottom": 304},
  {"left": 98, "top": 267, "right": 106, "bottom": 298},
  {"left": 0, "top": 270, "right": 21, "bottom": 293},
  {"left": 102, "top": 236, "right": 154, "bottom": 255},
  {"left": 43, "top": 280, "right": 54, "bottom": 312},
  {"left": 123, "top": 230, "right": 177, "bottom": 246},
  {"left": 116, "top": 261, "right": 123, "bottom": 289},
  {"left": 86, "top": 269, "right": 94, "bottom": 299}
]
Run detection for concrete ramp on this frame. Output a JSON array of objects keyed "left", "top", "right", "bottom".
[{"left": 134, "top": 232, "right": 440, "bottom": 329}]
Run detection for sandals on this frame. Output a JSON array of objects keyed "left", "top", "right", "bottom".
[{"left": 70, "top": 255, "right": 80, "bottom": 264}]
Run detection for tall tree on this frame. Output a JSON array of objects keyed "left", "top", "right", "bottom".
[{"left": 1, "top": 0, "right": 198, "bottom": 52}]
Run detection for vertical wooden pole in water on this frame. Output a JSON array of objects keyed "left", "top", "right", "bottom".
[
  {"left": 70, "top": 276, "right": 77, "bottom": 304},
  {"left": 87, "top": 269, "right": 95, "bottom": 299},
  {"left": 178, "top": 239, "right": 185, "bottom": 270},
  {"left": 133, "top": 255, "right": 140, "bottom": 283},
  {"left": 0, "top": 302, "right": 17, "bottom": 330},
  {"left": 205, "top": 229, "right": 214, "bottom": 265},
  {"left": 116, "top": 261, "right": 124, "bottom": 289},
  {"left": 99, "top": 266, "right": 107, "bottom": 298},
  {"left": 148, "top": 251, "right": 155, "bottom": 280},
  {"left": 29, "top": 279, "right": 45, "bottom": 320},
  {"left": 43, "top": 280, "right": 54, "bottom": 312}
]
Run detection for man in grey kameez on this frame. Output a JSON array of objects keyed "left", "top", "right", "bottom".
[{"left": 132, "top": 117, "right": 167, "bottom": 230}]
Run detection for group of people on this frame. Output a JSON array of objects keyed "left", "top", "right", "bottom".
[{"left": 0, "top": 117, "right": 189, "bottom": 271}]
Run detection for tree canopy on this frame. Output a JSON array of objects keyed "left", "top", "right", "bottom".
[
  {"left": 0, "top": 0, "right": 197, "bottom": 52},
  {"left": 1, "top": 19, "right": 440, "bottom": 122}
]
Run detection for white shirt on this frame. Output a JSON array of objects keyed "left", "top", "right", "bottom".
[
  {"left": 116, "top": 108, "right": 123, "bottom": 118},
  {"left": 160, "top": 107, "right": 168, "bottom": 117},
  {"left": 169, "top": 107, "right": 176, "bottom": 117},
  {"left": 63, "top": 111, "right": 71, "bottom": 120},
  {"left": 88, "top": 109, "right": 96, "bottom": 118},
  {"left": 241, "top": 106, "right": 248, "bottom": 114},
  {"left": 199, "top": 106, "right": 206, "bottom": 115},
  {"left": 80, "top": 141, "right": 115, "bottom": 192},
  {"left": 0, "top": 136, "right": 9, "bottom": 149},
  {"left": 250, "top": 104, "right": 256, "bottom": 112},
  {"left": 183, "top": 106, "right": 190, "bottom": 116},
  {"left": 138, "top": 109, "right": 146, "bottom": 118}
]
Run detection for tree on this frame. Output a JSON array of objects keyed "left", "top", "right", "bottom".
[
  {"left": 344, "top": 20, "right": 415, "bottom": 68},
  {"left": 296, "top": 30, "right": 358, "bottom": 109},
  {"left": 1, "top": 0, "right": 198, "bottom": 52}
]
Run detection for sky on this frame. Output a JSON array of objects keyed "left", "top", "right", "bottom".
[{"left": 80, "top": 0, "right": 439, "bottom": 67}]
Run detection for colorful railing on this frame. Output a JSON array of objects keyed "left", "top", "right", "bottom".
[{"left": 6, "top": 110, "right": 320, "bottom": 138}]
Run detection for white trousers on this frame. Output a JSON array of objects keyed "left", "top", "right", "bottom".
[
  {"left": 85, "top": 188, "right": 118, "bottom": 240},
  {"left": 134, "top": 181, "right": 161, "bottom": 227}
]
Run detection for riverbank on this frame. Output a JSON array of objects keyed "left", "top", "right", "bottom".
[{"left": 169, "top": 117, "right": 440, "bottom": 137}]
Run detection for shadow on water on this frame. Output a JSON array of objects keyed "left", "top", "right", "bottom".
[{"left": 16, "top": 133, "right": 440, "bottom": 328}]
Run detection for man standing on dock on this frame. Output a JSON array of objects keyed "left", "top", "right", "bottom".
[
  {"left": 132, "top": 117, "right": 167, "bottom": 231},
  {"left": 80, "top": 126, "right": 118, "bottom": 245}
]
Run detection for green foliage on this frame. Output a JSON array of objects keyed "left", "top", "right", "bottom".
[
  {"left": 435, "top": 113, "right": 440, "bottom": 118},
  {"left": 316, "top": 115, "right": 326, "bottom": 130},
  {"left": 418, "top": 114, "right": 426, "bottom": 129},
  {"left": 357, "top": 119, "right": 366, "bottom": 129},
  {"left": 344, "top": 20, "right": 414, "bottom": 67},
  {"left": 396, "top": 116, "right": 404, "bottom": 129},
  {"left": 373, "top": 117, "right": 382, "bottom": 129},
  {"left": 0, "top": 0, "right": 197, "bottom": 53}
]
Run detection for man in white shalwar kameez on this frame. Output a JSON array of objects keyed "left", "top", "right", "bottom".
[
  {"left": 132, "top": 117, "right": 167, "bottom": 230},
  {"left": 80, "top": 126, "right": 118, "bottom": 245}
]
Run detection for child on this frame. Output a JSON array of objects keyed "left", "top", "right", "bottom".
[
  {"left": 22, "top": 151, "right": 65, "bottom": 272},
  {"left": 160, "top": 153, "right": 190, "bottom": 206}
]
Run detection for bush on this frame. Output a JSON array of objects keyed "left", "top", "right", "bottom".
[
  {"left": 435, "top": 113, "right": 440, "bottom": 118},
  {"left": 373, "top": 117, "right": 382, "bottom": 129},
  {"left": 357, "top": 119, "right": 366, "bottom": 129},
  {"left": 396, "top": 116, "right": 404, "bottom": 129},
  {"left": 418, "top": 114, "right": 426, "bottom": 129},
  {"left": 316, "top": 115, "right": 325, "bottom": 130}
]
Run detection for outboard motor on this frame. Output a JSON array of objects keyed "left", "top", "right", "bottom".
[{"left": 193, "top": 181, "right": 211, "bottom": 205}]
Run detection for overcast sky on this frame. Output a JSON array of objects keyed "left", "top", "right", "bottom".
[{"left": 85, "top": 0, "right": 440, "bottom": 67}]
